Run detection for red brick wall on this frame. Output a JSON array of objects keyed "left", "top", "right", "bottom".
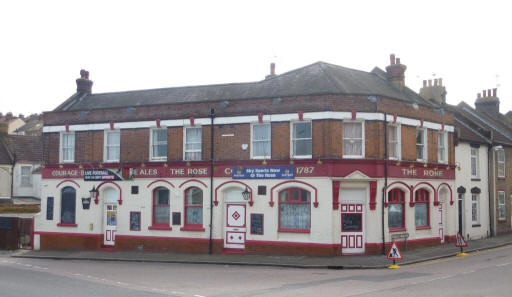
[
  {"left": 121, "top": 129, "right": 149, "bottom": 162},
  {"left": 43, "top": 133, "right": 59, "bottom": 164},
  {"left": 168, "top": 127, "right": 183, "bottom": 161},
  {"left": 271, "top": 122, "right": 290, "bottom": 160},
  {"left": 365, "top": 121, "right": 384, "bottom": 159},
  {"left": 39, "top": 233, "right": 102, "bottom": 250},
  {"left": 377, "top": 97, "right": 454, "bottom": 125},
  {"left": 401, "top": 125, "right": 416, "bottom": 161},
  {"left": 428, "top": 129, "right": 438, "bottom": 163}
]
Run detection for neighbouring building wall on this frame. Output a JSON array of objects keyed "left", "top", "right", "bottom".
[
  {"left": 12, "top": 163, "right": 41, "bottom": 198},
  {"left": 0, "top": 165, "right": 11, "bottom": 198},
  {"left": 455, "top": 143, "right": 490, "bottom": 240}
]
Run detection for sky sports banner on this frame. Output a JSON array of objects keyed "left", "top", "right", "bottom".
[
  {"left": 83, "top": 169, "right": 124, "bottom": 181},
  {"left": 232, "top": 166, "right": 295, "bottom": 179}
]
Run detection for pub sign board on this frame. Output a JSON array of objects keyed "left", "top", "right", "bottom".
[
  {"left": 84, "top": 169, "right": 122, "bottom": 181},
  {"left": 232, "top": 166, "right": 295, "bottom": 179}
]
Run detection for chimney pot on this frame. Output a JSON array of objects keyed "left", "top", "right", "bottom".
[
  {"left": 439, "top": 78, "right": 443, "bottom": 86},
  {"left": 477, "top": 93, "right": 481, "bottom": 99},
  {"left": 434, "top": 79, "right": 438, "bottom": 86},
  {"left": 483, "top": 90, "right": 487, "bottom": 97},
  {"left": 76, "top": 69, "right": 93, "bottom": 94},
  {"left": 428, "top": 79, "right": 432, "bottom": 87},
  {"left": 493, "top": 88, "right": 497, "bottom": 97},
  {"left": 488, "top": 89, "right": 492, "bottom": 97},
  {"left": 423, "top": 80, "right": 427, "bottom": 87},
  {"left": 270, "top": 63, "right": 275, "bottom": 75},
  {"left": 390, "top": 54, "right": 396, "bottom": 65},
  {"left": 396, "top": 58, "right": 401, "bottom": 65}
]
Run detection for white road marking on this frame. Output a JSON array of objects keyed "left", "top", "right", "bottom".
[
  {"left": 496, "top": 262, "right": 511, "bottom": 267},
  {"left": 194, "top": 294, "right": 206, "bottom": 297},
  {"left": 463, "top": 270, "right": 475, "bottom": 274}
]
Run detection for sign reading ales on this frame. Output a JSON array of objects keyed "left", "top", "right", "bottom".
[{"left": 83, "top": 169, "right": 122, "bottom": 181}]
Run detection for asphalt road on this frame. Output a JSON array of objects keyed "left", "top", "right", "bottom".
[{"left": 2, "top": 246, "right": 512, "bottom": 297}]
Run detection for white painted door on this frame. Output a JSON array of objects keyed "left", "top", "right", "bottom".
[
  {"left": 340, "top": 188, "right": 366, "bottom": 254},
  {"left": 103, "top": 204, "right": 117, "bottom": 246},
  {"left": 224, "top": 203, "right": 246, "bottom": 250}
]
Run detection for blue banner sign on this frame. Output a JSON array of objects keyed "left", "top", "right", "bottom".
[{"left": 232, "top": 166, "right": 295, "bottom": 179}]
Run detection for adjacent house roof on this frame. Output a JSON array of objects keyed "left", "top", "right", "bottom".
[
  {"left": 1, "top": 135, "right": 42, "bottom": 163},
  {"left": 0, "top": 138, "right": 13, "bottom": 164},
  {"left": 55, "top": 61, "right": 435, "bottom": 112}
]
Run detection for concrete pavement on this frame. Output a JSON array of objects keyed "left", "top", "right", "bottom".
[{"left": 10, "top": 233, "right": 512, "bottom": 269}]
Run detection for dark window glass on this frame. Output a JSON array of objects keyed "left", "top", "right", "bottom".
[{"left": 61, "top": 187, "right": 76, "bottom": 224}]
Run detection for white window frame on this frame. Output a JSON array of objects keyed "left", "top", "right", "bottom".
[
  {"left": 471, "top": 193, "right": 479, "bottom": 225},
  {"left": 290, "top": 121, "right": 312, "bottom": 159},
  {"left": 183, "top": 126, "right": 202, "bottom": 161},
  {"left": 498, "top": 191, "right": 506, "bottom": 220},
  {"left": 20, "top": 165, "right": 32, "bottom": 186},
  {"left": 471, "top": 147, "right": 479, "bottom": 179},
  {"left": 388, "top": 123, "right": 401, "bottom": 160},
  {"left": 416, "top": 128, "right": 428, "bottom": 162},
  {"left": 150, "top": 127, "right": 168, "bottom": 162},
  {"left": 342, "top": 120, "right": 365, "bottom": 159},
  {"left": 250, "top": 122, "right": 271, "bottom": 159},
  {"left": 497, "top": 149, "right": 505, "bottom": 178},
  {"left": 59, "top": 131, "right": 75, "bottom": 163},
  {"left": 103, "top": 130, "right": 120, "bottom": 163},
  {"left": 437, "top": 131, "right": 448, "bottom": 164}
]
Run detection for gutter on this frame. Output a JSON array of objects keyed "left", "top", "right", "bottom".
[
  {"left": 381, "top": 112, "right": 388, "bottom": 255},
  {"left": 208, "top": 108, "right": 216, "bottom": 254}
]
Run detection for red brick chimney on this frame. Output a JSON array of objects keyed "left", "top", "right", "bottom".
[
  {"left": 76, "top": 69, "right": 93, "bottom": 94},
  {"left": 385, "top": 54, "right": 407, "bottom": 89},
  {"left": 265, "top": 63, "right": 276, "bottom": 79}
]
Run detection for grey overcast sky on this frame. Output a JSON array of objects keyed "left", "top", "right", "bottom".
[{"left": 0, "top": 0, "right": 510, "bottom": 117}]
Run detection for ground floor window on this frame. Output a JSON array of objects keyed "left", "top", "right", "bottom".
[
  {"left": 472, "top": 194, "right": 479, "bottom": 225},
  {"left": 61, "top": 187, "right": 76, "bottom": 224},
  {"left": 388, "top": 189, "right": 405, "bottom": 230},
  {"left": 153, "top": 187, "right": 170, "bottom": 226},
  {"left": 498, "top": 191, "right": 506, "bottom": 220},
  {"left": 279, "top": 188, "right": 311, "bottom": 232},
  {"left": 415, "top": 189, "right": 429, "bottom": 228},
  {"left": 184, "top": 187, "right": 203, "bottom": 226}
]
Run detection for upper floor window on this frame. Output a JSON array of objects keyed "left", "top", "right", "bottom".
[
  {"left": 343, "top": 121, "right": 364, "bottom": 158},
  {"left": 184, "top": 187, "right": 203, "bottom": 226},
  {"left": 388, "top": 124, "right": 401, "bottom": 160},
  {"left": 20, "top": 165, "right": 32, "bottom": 186},
  {"left": 279, "top": 187, "right": 311, "bottom": 232},
  {"left": 104, "top": 130, "right": 120, "bottom": 162},
  {"left": 291, "top": 121, "right": 312, "bottom": 158},
  {"left": 497, "top": 148, "right": 505, "bottom": 178},
  {"left": 60, "top": 132, "right": 75, "bottom": 163},
  {"left": 388, "top": 189, "right": 405, "bottom": 230},
  {"left": 471, "top": 147, "right": 479, "bottom": 178},
  {"left": 150, "top": 128, "right": 167, "bottom": 161},
  {"left": 416, "top": 128, "right": 427, "bottom": 162},
  {"left": 251, "top": 123, "right": 271, "bottom": 159},
  {"left": 498, "top": 191, "right": 506, "bottom": 220},
  {"left": 184, "top": 127, "right": 202, "bottom": 161},
  {"left": 472, "top": 194, "right": 480, "bottom": 225},
  {"left": 415, "top": 189, "right": 430, "bottom": 228},
  {"left": 437, "top": 131, "right": 447, "bottom": 163}
]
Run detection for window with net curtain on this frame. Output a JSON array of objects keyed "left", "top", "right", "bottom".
[
  {"left": 151, "top": 128, "right": 167, "bottom": 160},
  {"left": 343, "top": 122, "right": 363, "bottom": 157},
  {"left": 279, "top": 188, "right": 311, "bottom": 231},
  {"left": 437, "top": 132, "right": 447, "bottom": 163},
  {"left": 185, "top": 187, "right": 203, "bottom": 225},
  {"left": 388, "top": 125, "right": 399, "bottom": 159},
  {"left": 498, "top": 191, "right": 506, "bottom": 220},
  {"left": 61, "top": 132, "right": 75, "bottom": 162},
  {"left": 416, "top": 128, "right": 426, "bottom": 161},
  {"left": 20, "top": 166, "right": 31, "bottom": 186},
  {"left": 184, "top": 127, "right": 202, "bottom": 161},
  {"left": 415, "top": 189, "right": 429, "bottom": 228},
  {"left": 292, "top": 122, "right": 311, "bottom": 157},
  {"left": 472, "top": 194, "right": 479, "bottom": 224},
  {"left": 105, "top": 130, "right": 120, "bottom": 162},
  {"left": 388, "top": 189, "right": 405, "bottom": 229},
  {"left": 61, "top": 187, "right": 76, "bottom": 224},
  {"left": 497, "top": 149, "right": 505, "bottom": 177},
  {"left": 153, "top": 187, "right": 170, "bottom": 225},
  {"left": 252, "top": 123, "right": 271, "bottom": 158}
]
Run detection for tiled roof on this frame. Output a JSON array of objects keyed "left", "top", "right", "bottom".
[
  {"left": 0, "top": 138, "right": 13, "bottom": 164},
  {"left": 3, "top": 135, "right": 42, "bottom": 163},
  {"left": 56, "top": 61, "right": 434, "bottom": 112}
]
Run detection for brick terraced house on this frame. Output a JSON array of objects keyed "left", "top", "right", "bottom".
[{"left": 33, "top": 55, "right": 457, "bottom": 256}]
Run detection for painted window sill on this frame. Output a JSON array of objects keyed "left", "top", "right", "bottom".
[
  {"left": 389, "top": 227, "right": 406, "bottom": 232},
  {"left": 180, "top": 226, "right": 205, "bottom": 232},
  {"left": 415, "top": 226, "right": 431, "bottom": 230},
  {"left": 471, "top": 178, "right": 481, "bottom": 181},
  {"left": 148, "top": 225, "right": 172, "bottom": 231},
  {"left": 57, "top": 223, "right": 77, "bottom": 227},
  {"left": 278, "top": 228, "right": 310, "bottom": 234},
  {"left": 472, "top": 224, "right": 481, "bottom": 227}
]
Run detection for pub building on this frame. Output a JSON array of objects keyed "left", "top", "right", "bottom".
[{"left": 33, "top": 55, "right": 457, "bottom": 256}]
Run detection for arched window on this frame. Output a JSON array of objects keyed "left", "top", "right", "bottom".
[
  {"left": 61, "top": 187, "right": 76, "bottom": 224},
  {"left": 152, "top": 187, "right": 170, "bottom": 227},
  {"left": 278, "top": 188, "right": 311, "bottom": 232},
  {"left": 185, "top": 187, "right": 203, "bottom": 226},
  {"left": 415, "top": 189, "right": 429, "bottom": 228},
  {"left": 388, "top": 189, "right": 405, "bottom": 230}
]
